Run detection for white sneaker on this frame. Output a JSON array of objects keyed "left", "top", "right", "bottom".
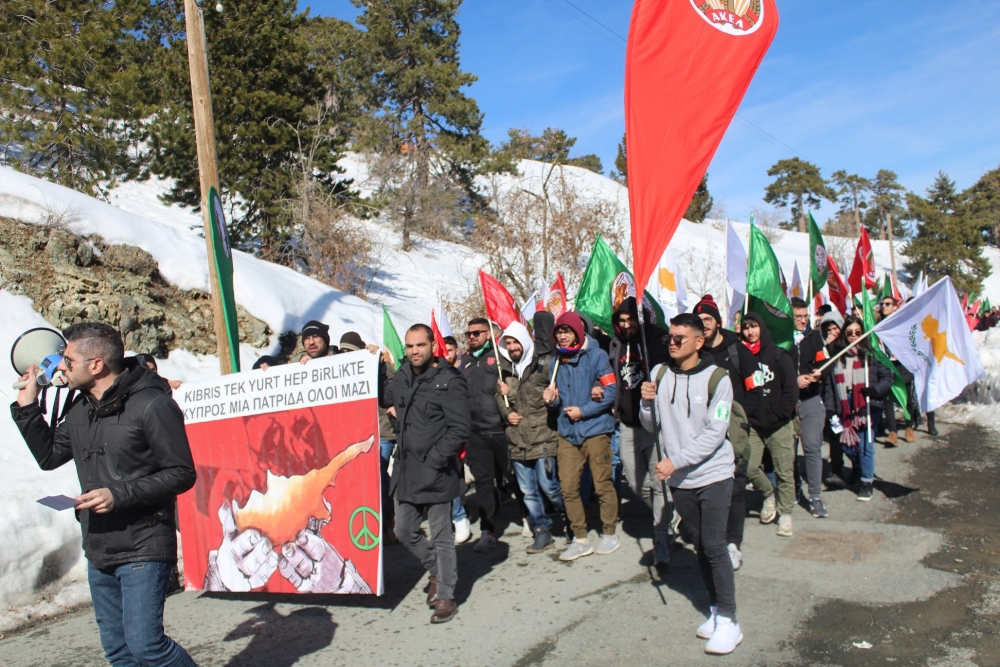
[
  {"left": 595, "top": 534, "right": 621, "bottom": 555},
  {"left": 727, "top": 543, "right": 742, "bottom": 571},
  {"left": 453, "top": 518, "right": 471, "bottom": 545},
  {"left": 760, "top": 494, "right": 777, "bottom": 524},
  {"left": 776, "top": 514, "right": 793, "bottom": 537},
  {"left": 559, "top": 538, "right": 594, "bottom": 562},
  {"left": 696, "top": 605, "right": 717, "bottom": 639},
  {"left": 521, "top": 518, "right": 533, "bottom": 538},
  {"left": 705, "top": 616, "right": 743, "bottom": 655}
]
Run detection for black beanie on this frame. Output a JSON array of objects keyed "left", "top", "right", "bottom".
[
  {"left": 300, "top": 320, "right": 330, "bottom": 345},
  {"left": 339, "top": 331, "right": 366, "bottom": 352},
  {"left": 693, "top": 294, "right": 722, "bottom": 323}
]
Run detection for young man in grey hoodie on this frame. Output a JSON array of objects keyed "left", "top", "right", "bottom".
[{"left": 640, "top": 313, "right": 742, "bottom": 655}]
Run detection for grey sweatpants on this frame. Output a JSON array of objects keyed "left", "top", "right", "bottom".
[
  {"left": 394, "top": 500, "right": 457, "bottom": 600},
  {"left": 619, "top": 425, "right": 672, "bottom": 540},
  {"left": 797, "top": 395, "right": 826, "bottom": 500}
]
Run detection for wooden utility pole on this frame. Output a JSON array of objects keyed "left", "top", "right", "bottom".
[
  {"left": 886, "top": 211, "right": 899, "bottom": 295},
  {"left": 184, "top": 0, "right": 233, "bottom": 375}
]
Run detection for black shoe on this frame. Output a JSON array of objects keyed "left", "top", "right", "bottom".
[
  {"left": 857, "top": 482, "right": 874, "bottom": 502},
  {"left": 526, "top": 529, "right": 555, "bottom": 554},
  {"left": 824, "top": 473, "right": 846, "bottom": 490}
]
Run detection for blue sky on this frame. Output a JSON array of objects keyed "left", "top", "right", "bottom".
[{"left": 306, "top": 1, "right": 1000, "bottom": 226}]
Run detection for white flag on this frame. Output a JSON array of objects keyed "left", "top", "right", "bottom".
[
  {"left": 435, "top": 305, "right": 454, "bottom": 338},
  {"left": 520, "top": 292, "right": 539, "bottom": 325},
  {"left": 788, "top": 260, "right": 804, "bottom": 300},
  {"left": 650, "top": 245, "right": 688, "bottom": 319},
  {"left": 911, "top": 271, "right": 926, "bottom": 298},
  {"left": 874, "top": 276, "right": 985, "bottom": 412},
  {"left": 727, "top": 289, "right": 746, "bottom": 328},
  {"left": 726, "top": 220, "right": 747, "bottom": 295}
]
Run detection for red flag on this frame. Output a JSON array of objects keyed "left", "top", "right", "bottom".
[
  {"left": 430, "top": 309, "right": 448, "bottom": 358},
  {"left": 848, "top": 227, "right": 876, "bottom": 294},
  {"left": 961, "top": 292, "right": 969, "bottom": 312},
  {"left": 547, "top": 273, "right": 568, "bottom": 317},
  {"left": 478, "top": 270, "right": 520, "bottom": 329},
  {"left": 827, "top": 255, "right": 849, "bottom": 316},
  {"left": 625, "top": 0, "right": 779, "bottom": 292}
]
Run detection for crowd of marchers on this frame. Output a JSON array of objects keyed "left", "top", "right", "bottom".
[{"left": 8, "top": 290, "right": 943, "bottom": 664}]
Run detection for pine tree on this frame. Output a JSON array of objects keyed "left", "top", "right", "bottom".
[
  {"left": 965, "top": 167, "right": 1000, "bottom": 247},
  {"left": 0, "top": 0, "right": 164, "bottom": 195},
  {"left": 567, "top": 153, "right": 603, "bottom": 175},
  {"left": 147, "top": 0, "right": 328, "bottom": 254},
  {"left": 684, "top": 173, "right": 713, "bottom": 223},
  {"left": 829, "top": 170, "right": 871, "bottom": 237},
  {"left": 354, "top": 0, "right": 488, "bottom": 250},
  {"left": 612, "top": 133, "right": 627, "bottom": 185},
  {"left": 904, "top": 171, "right": 990, "bottom": 294},
  {"left": 763, "top": 157, "right": 836, "bottom": 233},
  {"left": 868, "top": 169, "right": 907, "bottom": 240}
]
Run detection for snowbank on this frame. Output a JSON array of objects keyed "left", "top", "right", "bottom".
[{"left": 935, "top": 329, "right": 1000, "bottom": 430}]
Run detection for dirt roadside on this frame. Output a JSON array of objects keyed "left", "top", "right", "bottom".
[{"left": 788, "top": 423, "right": 1000, "bottom": 666}]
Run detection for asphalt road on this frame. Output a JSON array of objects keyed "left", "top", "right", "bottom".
[{"left": 3, "top": 420, "right": 995, "bottom": 667}]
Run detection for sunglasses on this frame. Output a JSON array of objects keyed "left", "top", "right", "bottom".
[
  {"left": 668, "top": 335, "right": 694, "bottom": 347},
  {"left": 465, "top": 330, "right": 489, "bottom": 338}
]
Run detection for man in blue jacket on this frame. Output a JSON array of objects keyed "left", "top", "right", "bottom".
[{"left": 543, "top": 312, "right": 619, "bottom": 561}]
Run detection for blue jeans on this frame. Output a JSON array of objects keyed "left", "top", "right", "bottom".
[
  {"left": 380, "top": 439, "right": 395, "bottom": 517},
  {"left": 513, "top": 457, "right": 564, "bottom": 532},
  {"left": 845, "top": 413, "right": 881, "bottom": 483},
  {"left": 452, "top": 495, "right": 467, "bottom": 522},
  {"left": 88, "top": 560, "right": 197, "bottom": 667}
]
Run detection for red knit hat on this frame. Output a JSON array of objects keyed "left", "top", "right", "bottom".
[
  {"left": 553, "top": 311, "right": 586, "bottom": 348},
  {"left": 693, "top": 294, "right": 722, "bottom": 322}
]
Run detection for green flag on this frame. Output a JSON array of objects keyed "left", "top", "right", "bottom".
[
  {"left": 808, "top": 211, "right": 828, "bottom": 296},
  {"left": 984, "top": 297, "right": 992, "bottom": 315},
  {"left": 575, "top": 235, "right": 666, "bottom": 334},
  {"left": 861, "top": 287, "right": 910, "bottom": 420},
  {"left": 382, "top": 306, "right": 405, "bottom": 370},
  {"left": 208, "top": 187, "right": 240, "bottom": 372},
  {"left": 746, "top": 224, "right": 795, "bottom": 350},
  {"left": 880, "top": 271, "right": 893, "bottom": 301}
]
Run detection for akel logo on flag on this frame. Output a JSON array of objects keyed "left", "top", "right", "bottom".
[{"left": 689, "top": 0, "right": 765, "bottom": 35}]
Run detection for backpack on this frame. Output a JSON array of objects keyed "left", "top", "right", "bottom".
[{"left": 654, "top": 364, "right": 751, "bottom": 461}]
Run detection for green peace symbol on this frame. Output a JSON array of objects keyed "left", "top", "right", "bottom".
[{"left": 349, "top": 506, "right": 381, "bottom": 550}]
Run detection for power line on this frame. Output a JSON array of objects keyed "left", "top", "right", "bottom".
[{"left": 544, "top": 0, "right": 808, "bottom": 160}]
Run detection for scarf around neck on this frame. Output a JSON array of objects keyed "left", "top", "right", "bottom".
[{"left": 833, "top": 351, "right": 869, "bottom": 448}]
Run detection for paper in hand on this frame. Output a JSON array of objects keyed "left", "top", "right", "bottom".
[{"left": 37, "top": 495, "right": 79, "bottom": 511}]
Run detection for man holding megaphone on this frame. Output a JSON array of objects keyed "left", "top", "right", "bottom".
[{"left": 10, "top": 322, "right": 199, "bottom": 667}]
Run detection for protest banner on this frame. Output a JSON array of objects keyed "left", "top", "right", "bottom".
[{"left": 175, "top": 350, "right": 382, "bottom": 595}]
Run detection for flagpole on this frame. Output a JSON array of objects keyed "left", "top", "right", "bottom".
[
  {"left": 485, "top": 315, "right": 509, "bottom": 409},
  {"left": 816, "top": 327, "right": 878, "bottom": 373},
  {"left": 864, "top": 356, "right": 873, "bottom": 444},
  {"left": 635, "top": 302, "right": 672, "bottom": 521}
]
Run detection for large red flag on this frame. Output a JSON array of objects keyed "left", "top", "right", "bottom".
[
  {"left": 430, "top": 308, "right": 448, "bottom": 358},
  {"left": 827, "top": 255, "right": 849, "bottom": 315},
  {"left": 848, "top": 227, "right": 876, "bottom": 294},
  {"left": 625, "top": 0, "right": 779, "bottom": 292},
  {"left": 478, "top": 270, "right": 520, "bottom": 329},
  {"left": 547, "top": 273, "right": 568, "bottom": 317}
]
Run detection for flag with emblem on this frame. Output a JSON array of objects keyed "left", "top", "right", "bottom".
[
  {"left": 547, "top": 273, "right": 568, "bottom": 317},
  {"left": 808, "top": 211, "right": 827, "bottom": 295},
  {"left": 827, "top": 255, "right": 850, "bottom": 316},
  {"left": 848, "top": 227, "right": 877, "bottom": 294},
  {"left": 873, "top": 277, "right": 985, "bottom": 412},
  {"left": 382, "top": 306, "right": 404, "bottom": 370},
  {"left": 861, "top": 287, "right": 910, "bottom": 420},
  {"left": 746, "top": 223, "right": 794, "bottom": 349},
  {"left": 788, "top": 260, "right": 804, "bottom": 300},
  {"left": 624, "top": 0, "right": 779, "bottom": 295},
  {"left": 576, "top": 235, "right": 666, "bottom": 334},
  {"left": 650, "top": 245, "right": 688, "bottom": 319}
]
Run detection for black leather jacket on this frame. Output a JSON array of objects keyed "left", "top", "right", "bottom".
[{"left": 11, "top": 361, "right": 196, "bottom": 569}]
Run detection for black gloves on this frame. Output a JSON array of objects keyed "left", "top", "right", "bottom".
[{"left": 860, "top": 387, "right": 879, "bottom": 398}]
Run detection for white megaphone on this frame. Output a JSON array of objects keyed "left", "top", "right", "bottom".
[{"left": 11, "top": 328, "right": 68, "bottom": 390}]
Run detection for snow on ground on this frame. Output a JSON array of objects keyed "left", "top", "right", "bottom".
[{"left": 2, "top": 157, "right": 1000, "bottom": 626}]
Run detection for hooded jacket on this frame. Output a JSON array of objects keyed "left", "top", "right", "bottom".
[
  {"left": 462, "top": 341, "right": 505, "bottom": 434},
  {"left": 608, "top": 297, "right": 670, "bottom": 428},
  {"left": 820, "top": 350, "right": 894, "bottom": 415},
  {"left": 638, "top": 357, "right": 735, "bottom": 489},
  {"left": 741, "top": 312, "right": 798, "bottom": 432},
  {"left": 793, "top": 327, "right": 828, "bottom": 401},
  {"left": 548, "top": 323, "right": 617, "bottom": 445},
  {"left": 385, "top": 358, "right": 470, "bottom": 504},
  {"left": 496, "top": 317, "right": 559, "bottom": 460},
  {"left": 10, "top": 359, "right": 196, "bottom": 569},
  {"left": 702, "top": 327, "right": 763, "bottom": 416}
]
